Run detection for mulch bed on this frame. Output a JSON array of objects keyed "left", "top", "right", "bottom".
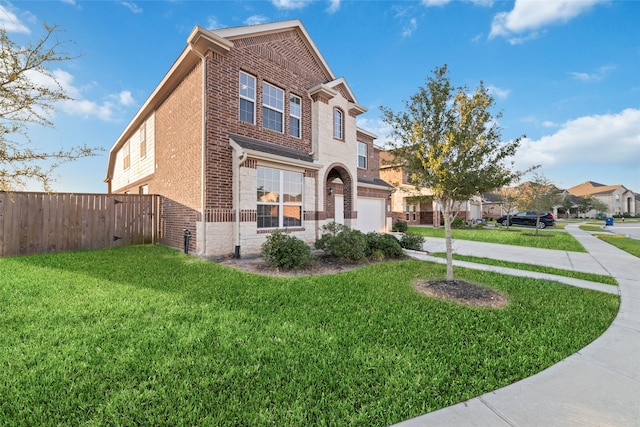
[{"left": 414, "top": 279, "right": 508, "bottom": 308}]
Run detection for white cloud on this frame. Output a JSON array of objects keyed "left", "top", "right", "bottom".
[
  {"left": 510, "top": 109, "right": 640, "bottom": 173},
  {"left": 244, "top": 15, "right": 269, "bottom": 26},
  {"left": 487, "top": 85, "right": 510, "bottom": 100},
  {"left": 326, "top": 0, "right": 341, "bottom": 13},
  {"left": 120, "top": 1, "right": 143, "bottom": 14},
  {"left": 271, "top": 0, "right": 313, "bottom": 10},
  {"left": 490, "top": 0, "right": 605, "bottom": 42},
  {"left": 207, "top": 16, "right": 224, "bottom": 30},
  {"left": 356, "top": 116, "right": 394, "bottom": 148},
  {"left": 0, "top": 4, "right": 30, "bottom": 33},
  {"left": 422, "top": 0, "right": 493, "bottom": 7},
  {"left": 118, "top": 91, "right": 135, "bottom": 107},
  {"left": 422, "top": 0, "right": 451, "bottom": 6},
  {"left": 569, "top": 65, "right": 615, "bottom": 82},
  {"left": 27, "top": 68, "right": 134, "bottom": 122},
  {"left": 402, "top": 18, "right": 418, "bottom": 38}
]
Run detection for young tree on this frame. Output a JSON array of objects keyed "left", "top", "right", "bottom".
[
  {"left": 381, "top": 65, "right": 534, "bottom": 282},
  {"left": 576, "top": 196, "right": 595, "bottom": 217},
  {"left": 592, "top": 198, "right": 609, "bottom": 218},
  {"left": 560, "top": 194, "right": 575, "bottom": 219},
  {"left": 496, "top": 185, "right": 521, "bottom": 230},
  {"left": 516, "top": 173, "right": 561, "bottom": 235},
  {"left": 0, "top": 24, "right": 101, "bottom": 191}
]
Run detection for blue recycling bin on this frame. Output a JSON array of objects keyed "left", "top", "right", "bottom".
[{"left": 605, "top": 217, "right": 614, "bottom": 226}]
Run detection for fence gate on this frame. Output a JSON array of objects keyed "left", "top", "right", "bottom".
[{"left": 0, "top": 192, "right": 158, "bottom": 257}]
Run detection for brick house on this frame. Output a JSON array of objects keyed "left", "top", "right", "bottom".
[
  {"left": 104, "top": 20, "right": 392, "bottom": 257},
  {"left": 378, "top": 151, "right": 479, "bottom": 227}
]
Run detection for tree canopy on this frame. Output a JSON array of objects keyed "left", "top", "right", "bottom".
[
  {"left": 381, "top": 65, "right": 534, "bottom": 281},
  {"left": 0, "top": 24, "right": 100, "bottom": 191}
]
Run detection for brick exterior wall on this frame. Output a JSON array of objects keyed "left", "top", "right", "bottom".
[
  {"left": 158, "top": 196, "right": 198, "bottom": 253},
  {"left": 203, "top": 29, "right": 331, "bottom": 211},
  {"left": 154, "top": 61, "right": 203, "bottom": 211}
]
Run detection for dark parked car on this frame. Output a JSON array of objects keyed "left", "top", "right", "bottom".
[{"left": 496, "top": 211, "right": 556, "bottom": 229}]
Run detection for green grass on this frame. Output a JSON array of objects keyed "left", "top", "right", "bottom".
[
  {"left": 579, "top": 224, "right": 606, "bottom": 232},
  {"left": 408, "top": 226, "right": 586, "bottom": 252},
  {"left": 429, "top": 253, "right": 617, "bottom": 286},
  {"left": 597, "top": 235, "right": 640, "bottom": 258},
  {"left": 0, "top": 245, "right": 618, "bottom": 426}
]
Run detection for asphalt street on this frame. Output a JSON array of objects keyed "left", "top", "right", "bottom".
[{"left": 606, "top": 221, "right": 640, "bottom": 240}]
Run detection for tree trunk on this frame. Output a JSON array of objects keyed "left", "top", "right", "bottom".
[{"left": 441, "top": 198, "right": 455, "bottom": 281}]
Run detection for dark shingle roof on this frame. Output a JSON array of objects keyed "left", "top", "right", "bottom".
[
  {"left": 358, "top": 176, "right": 393, "bottom": 188},
  {"left": 230, "top": 134, "right": 313, "bottom": 163}
]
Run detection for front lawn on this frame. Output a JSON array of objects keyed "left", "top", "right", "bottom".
[
  {"left": 408, "top": 226, "right": 586, "bottom": 252},
  {"left": 429, "top": 253, "right": 618, "bottom": 286},
  {"left": 0, "top": 245, "right": 618, "bottom": 426},
  {"left": 597, "top": 235, "right": 640, "bottom": 258}
]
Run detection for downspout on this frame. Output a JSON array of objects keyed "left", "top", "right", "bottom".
[
  {"left": 190, "top": 45, "right": 208, "bottom": 256},
  {"left": 234, "top": 147, "right": 248, "bottom": 258}
]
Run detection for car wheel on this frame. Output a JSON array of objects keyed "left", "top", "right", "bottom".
[
  {"left": 501, "top": 220, "right": 509, "bottom": 226},
  {"left": 537, "top": 222, "right": 546, "bottom": 229}
]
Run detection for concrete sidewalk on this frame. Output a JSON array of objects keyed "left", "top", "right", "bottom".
[{"left": 392, "top": 224, "right": 640, "bottom": 427}]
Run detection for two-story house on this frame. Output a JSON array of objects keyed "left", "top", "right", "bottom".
[
  {"left": 378, "top": 151, "right": 479, "bottom": 227},
  {"left": 568, "top": 181, "right": 637, "bottom": 217},
  {"left": 104, "top": 20, "right": 392, "bottom": 257}
]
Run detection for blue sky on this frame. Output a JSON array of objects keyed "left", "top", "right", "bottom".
[{"left": 3, "top": 0, "right": 639, "bottom": 194}]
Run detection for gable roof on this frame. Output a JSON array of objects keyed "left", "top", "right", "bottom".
[
  {"left": 568, "top": 181, "right": 628, "bottom": 197},
  {"left": 105, "top": 20, "right": 334, "bottom": 184},
  {"left": 212, "top": 20, "right": 335, "bottom": 82}
]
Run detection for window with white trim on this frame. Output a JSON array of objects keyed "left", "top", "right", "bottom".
[
  {"left": 239, "top": 71, "right": 256, "bottom": 124},
  {"left": 333, "top": 108, "right": 343, "bottom": 139},
  {"left": 257, "top": 167, "right": 303, "bottom": 229},
  {"left": 357, "top": 141, "right": 367, "bottom": 169},
  {"left": 289, "top": 94, "right": 301, "bottom": 138},
  {"left": 262, "top": 82, "right": 284, "bottom": 132}
]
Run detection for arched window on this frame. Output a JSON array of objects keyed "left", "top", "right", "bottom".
[{"left": 333, "top": 108, "right": 343, "bottom": 140}]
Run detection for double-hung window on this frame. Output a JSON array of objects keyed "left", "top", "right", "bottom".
[
  {"left": 333, "top": 108, "right": 343, "bottom": 140},
  {"left": 289, "top": 94, "right": 301, "bottom": 138},
  {"left": 357, "top": 141, "right": 367, "bottom": 169},
  {"left": 257, "top": 167, "right": 303, "bottom": 229},
  {"left": 262, "top": 82, "right": 284, "bottom": 132},
  {"left": 239, "top": 71, "right": 256, "bottom": 124}
]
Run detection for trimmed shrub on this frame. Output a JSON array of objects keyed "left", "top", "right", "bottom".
[
  {"left": 392, "top": 219, "right": 408, "bottom": 232},
  {"left": 261, "top": 230, "right": 315, "bottom": 270},
  {"left": 366, "top": 232, "right": 404, "bottom": 258},
  {"left": 451, "top": 217, "right": 465, "bottom": 229},
  {"left": 316, "top": 223, "right": 368, "bottom": 261},
  {"left": 399, "top": 232, "right": 425, "bottom": 251}
]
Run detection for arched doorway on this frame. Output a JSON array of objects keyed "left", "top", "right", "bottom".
[{"left": 325, "top": 164, "right": 355, "bottom": 228}]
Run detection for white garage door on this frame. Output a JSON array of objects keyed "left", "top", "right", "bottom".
[{"left": 358, "top": 197, "right": 385, "bottom": 233}]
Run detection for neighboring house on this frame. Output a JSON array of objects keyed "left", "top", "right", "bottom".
[
  {"left": 568, "top": 181, "right": 637, "bottom": 217},
  {"left": 104, "top": 20, "right": 392, "bottom": 257},
  {"left": 378, "top": 151, "right": 479, "bottom": 226}
]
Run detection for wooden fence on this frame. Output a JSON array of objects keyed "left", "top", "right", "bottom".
[{"left": 0, "top": 192, "right": 158, "bottom": 257}]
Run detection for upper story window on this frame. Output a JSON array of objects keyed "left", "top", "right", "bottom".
[
  {"left": 257, "top": 166, "right": 303, "bottom": 229},
  {"left": 262, "top": 82, "right": 284, "bottom": 133},
  {"left": 123, "top": 141, "right": 130, "bottom": 170},
  {"left": 357, "top": 141, "right": 367, "bottom": 169},
  {"left": 289, "top": 94, "right": 301, "bottom": 138},
  {"left": 139, "top": 123, "right": 146, "bottom": 159},
  {"left": 333, "top": 108, "right": 343, "bottom": 140},
  {"left": 239, "top": 71, "right": 256, "bottom": 124}
]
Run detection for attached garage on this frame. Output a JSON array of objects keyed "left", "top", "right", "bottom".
[{"left": 357, "top": 197, "right": 386, "bottom": 233}]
